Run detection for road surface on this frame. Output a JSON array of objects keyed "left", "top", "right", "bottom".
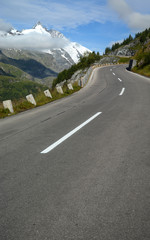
[{"left": 0, "top": 65, "right": 150, "bottom": 240}]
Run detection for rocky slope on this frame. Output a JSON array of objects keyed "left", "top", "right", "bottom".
[
  {"left": 108, "top": 41, "right": 137, "bottom": 57},
  {"left": 106, "top": 28, "right": 150, "bottom": 57}
]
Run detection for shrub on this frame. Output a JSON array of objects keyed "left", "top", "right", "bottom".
[{"left": 0, "top": 107, "right": 10, "bottom": 118}]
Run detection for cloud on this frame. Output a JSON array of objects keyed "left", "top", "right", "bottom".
[
  {"left": 108, "top": 0, "right": 150, "bottom": 31},
  {"left": 0, "top": 32, "right": 69, "bottom": 50},
  {"left": 0, "top": 19, "right": 12, "bottom": 32},
  {"left": 0, "top": 0, "right": 115, "bottom": 30},
  {"left": 125, "top": 0, "right": 150, "bottom": 14}
]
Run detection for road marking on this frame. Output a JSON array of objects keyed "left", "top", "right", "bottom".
[
  {"left": 119, "top": 87, "right": 125, "bottom": 96},
  {"left": 110, "top": 69, "right": 112, "bottom": 71},
  {"left": 118, "top": 78, "right": 122, "bottom": 82},
  {"left": 113, "top": 72, "right": 115, "bottom": 75},
  {"left": 41, "top": 112, "right": 102, "bottom": 154}
]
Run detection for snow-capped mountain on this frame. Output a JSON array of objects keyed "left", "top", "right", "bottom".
[
  {"left": 7, "top": 22, "right": 91, "bottom": 64},
  {"left": 0, "top": 22, "right": 91, "bottom": 86}
]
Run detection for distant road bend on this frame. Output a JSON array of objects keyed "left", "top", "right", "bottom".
[{"left": 0, "top": 65, "right": 150, "bottom": 240}]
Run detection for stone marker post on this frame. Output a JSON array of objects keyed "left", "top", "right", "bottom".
[
  {"left": 67, "top": 83, "right": 73, "bottom": 90},
  {"left": 3, "top": 100, "right": 14, "bottom": 113},
  {"left": 44, "top": 89, "right": 52, "bottom": 98},
  {"left": 56, "top": 86, "right": 64, "bottom": 94},
  {"left": 26, "top": 94, "right": 36, "bottom": 105}
]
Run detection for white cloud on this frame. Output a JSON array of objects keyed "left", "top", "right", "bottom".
[
  {"left": 1, "top": 0, "right": 149, "bottom": 32},
  {"left": 0, "top": 19, "right": 12, "bottom": 32},
  {"left": 0, "top": 32, "right": 69, "bottom": 50},
  {"left": 108, "top": 0, "right": 150, "bottom": 31},
  {"left": 125, "top": 0, "right": 150, "bottom": 14},
  {"left": 0, "top": 0, "right": 115, "bottom": 30},
  {"left": 128, "top": 12, "right": 150, "bottom": 30}
]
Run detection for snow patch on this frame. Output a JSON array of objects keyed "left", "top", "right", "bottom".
[{"left": 43, "top": 49, "right": 53, "bottom": 54}]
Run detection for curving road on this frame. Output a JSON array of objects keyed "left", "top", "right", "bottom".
[{"left": 0, "top": 65, "right": 150, "bottom": 240}]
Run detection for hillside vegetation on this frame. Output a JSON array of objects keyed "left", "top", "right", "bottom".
[
  {"left": 132, "top": 41, "right": 150, "bottom": 77},
  {"left": 105, "top": 28, "right": 150, "bottom": 77},
  {"left": 105, "top": 34, "right": 134, "bottom": 54},
  {"left": 105, "top": 28, "right": 150, "bottom": 55},
  {"left": 0, "top": 77, "right": 47, "bottom": 102},
  {"left": 52, "top": 51, "right": 101, "bottom": 87},
  {"left": 0, "top": 62, "right": 48, "bottom": 101}
]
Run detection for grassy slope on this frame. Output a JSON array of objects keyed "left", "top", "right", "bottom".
[
  {"left": 0, "top": 78, "right": 47, "bottom": 101},
  {"left": 0, "top": 62, "right": 31, "bottom": 80},
  {"left": 132, "top": 64, "right": 150, "bottom": 78},
  {"left": 0, "top": 62, "right": 48, "bottom": 101},
  {"left": 118, "top": 57, "right": 131, "bottom": 64},
  {"left": 132, "top": 41, "right": 150, "bottom": 78}
]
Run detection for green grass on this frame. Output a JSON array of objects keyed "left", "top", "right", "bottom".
[
  {"left": 118, "top": 57, "right": 131, "bottom": 64},
  {"left": 132, "top": 65, "right": 150, "bottom": 78},
  {"left": 129, "top": 44, "right": 142, "bottom": 51},
  {"left": 0, "top": 62, "right": 29, "bottom": 79},
  {"left": 0, "top": 107, "right": 11, "bottom": 118},
  {"left": 13, "top": 99, "right": 35, "bottom": 113}
]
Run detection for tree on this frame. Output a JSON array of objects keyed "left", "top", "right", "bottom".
[{"left": 105, "top": 47, "right": 111, "bottom": 55}]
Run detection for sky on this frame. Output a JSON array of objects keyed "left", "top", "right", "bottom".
[{"left": 0, "top": 0, "right": 150, "bottom": 53}]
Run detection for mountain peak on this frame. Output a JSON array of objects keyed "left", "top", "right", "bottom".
[
  {"left": 33, "top": 21, "right": 48, "bottom": 32},
  {"left": 33, "top": 21, "right": 43, "bottom": 28},
  {"left": 37, "top": 21, "right": 42, "bottom": 25}
]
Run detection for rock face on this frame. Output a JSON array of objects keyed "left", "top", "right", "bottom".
[
  {"left": 99, "top": 56, "right": 118, "bottom": 64},
  {"left": 108, "top": 40, "right": 140, "bottom": 57},
  {"left": 109, "top": 44, "right": 135, "bottom": 56}
]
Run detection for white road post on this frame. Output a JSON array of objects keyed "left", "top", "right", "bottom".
[
  {"left": 3, "top": 100, "right": 14, "bottom": 113},
  {"left": 44, "top": 89, "right": 52, "bottom": 98},
  {"left": 56, "top": 86, "right": 64, "bottom": 94},
  {"left": 67, "top": 83, "right": 73, "bottom": 90},
  {"left": 26, "top": 94, "right": 36, "bottom": 105}
]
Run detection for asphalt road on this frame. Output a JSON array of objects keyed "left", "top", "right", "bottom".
[{"left": 0, "top": 65, "right": 150, "bottom": 240}]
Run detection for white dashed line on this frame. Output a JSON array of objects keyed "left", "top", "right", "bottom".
[
  {"left": 119, "top": 88, "right": 125, "bottom": 96},
  {"left": 113, "top": 73, "right": 115, "bottom": 75},
  {"left": 41, "top": 112, "right": 102, "bottom": 154},
  {"left": 118, "top": 78, "right": 122, "bottom": 82}
]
